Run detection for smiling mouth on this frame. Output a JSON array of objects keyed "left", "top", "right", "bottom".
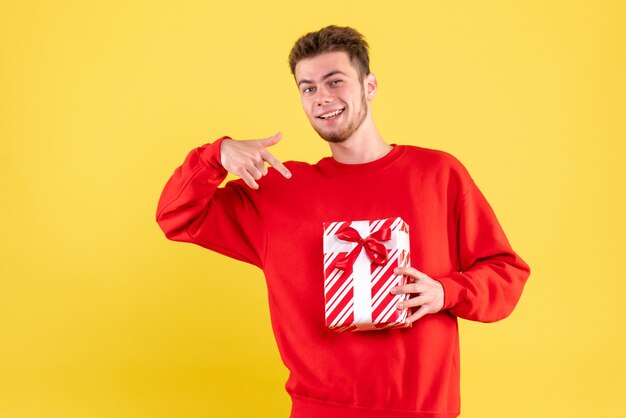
[{"left": 317, "top": 108, "right": 345, "bottom": 120}]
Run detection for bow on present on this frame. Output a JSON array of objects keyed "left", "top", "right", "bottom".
[{"left": 333, "top": 225, "right": 392, "bottom": 273}]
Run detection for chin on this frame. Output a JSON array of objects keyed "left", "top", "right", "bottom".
[
  {"left": 321, "top": 134, "right": 349, "bottom": 143},
  {"left": 314, "top": 128, "right": 350, "bottom": 143},
  {"left": 311, "top": 122, "right": 349, "bottom": 143}
]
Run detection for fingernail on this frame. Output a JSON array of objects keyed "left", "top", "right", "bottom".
[
  {"left": 390, "top": 287, "right": 396, "bottom": 294},
  {"left": 397, "top": 303, "right": 403, "bottom": 310}
]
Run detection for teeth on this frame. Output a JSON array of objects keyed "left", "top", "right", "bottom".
[{"left": 320, "top": 109, "right": 344, "bottom": 119}]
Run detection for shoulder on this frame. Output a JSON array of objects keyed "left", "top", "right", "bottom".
[
  {"left": 401, "top": 144, "right": 470, "bottom": 177},
  {"left": 398, "top": 145, "right": 479, "bottom": 199}
]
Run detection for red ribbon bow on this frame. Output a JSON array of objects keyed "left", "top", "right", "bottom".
[{"left": 334, "top": 225, "right": 392, "bottom": 272}]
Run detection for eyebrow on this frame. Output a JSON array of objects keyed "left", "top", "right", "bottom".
[{"left": 297, "top": 70, "right": 347, "bottom": 87}]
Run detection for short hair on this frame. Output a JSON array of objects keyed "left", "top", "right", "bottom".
[{"left": 288, "top": 25, "right": 370, "bottom": 81}]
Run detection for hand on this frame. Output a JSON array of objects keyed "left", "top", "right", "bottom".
[
  {"left": 220, "top": 132, "right": 292, "bottom": 189},
  {"left": 390, "top": 266, "right": 444, "bottom": 323}
]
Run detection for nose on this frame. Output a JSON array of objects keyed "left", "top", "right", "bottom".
[{"left": 315, "top": 86, "right": 333, "bottom": 106}]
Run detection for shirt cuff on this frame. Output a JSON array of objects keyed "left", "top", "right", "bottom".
[
  {"left": 435, "top": 273, "right": 468, "bottom": 311},
  {"left": 196, "top": 135, "right": 231, "bottom": 178}
]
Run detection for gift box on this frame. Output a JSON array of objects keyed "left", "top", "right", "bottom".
[{"left": 323, "top": 217, "right": 412, "bottom": 332}]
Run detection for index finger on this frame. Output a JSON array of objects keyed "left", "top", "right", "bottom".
[
  {"left": 394, "top": 266, "right": 429, "bottom": 281},
  {"left": 261, "top": 149, "right": 292, "bottom": 179}
]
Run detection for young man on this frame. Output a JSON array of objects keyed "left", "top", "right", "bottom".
[{"left": 155, "top": 26, "right": 530, "bottom": 418}]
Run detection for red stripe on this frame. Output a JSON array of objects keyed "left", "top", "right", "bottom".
[{"left": 325, "top": 280, "right": 354, "bottom": 326}]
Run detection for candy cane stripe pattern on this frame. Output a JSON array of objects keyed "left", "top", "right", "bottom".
[{"left": 322, "top": 217, "right": 411, "bottom": 332}]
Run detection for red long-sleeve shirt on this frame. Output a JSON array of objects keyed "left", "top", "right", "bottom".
[{"left": 155, "top": 137, "right": 530, "bottom": 418}]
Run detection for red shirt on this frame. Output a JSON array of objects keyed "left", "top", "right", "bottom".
[{"left": 156, "top": 137, "right": 530, "bottom": 417}]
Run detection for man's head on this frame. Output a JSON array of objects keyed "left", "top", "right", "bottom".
[
  {"left": 289, "top": 26, "right": 377, "bottom": 144},
  {"left": 288, "top": 25, "right": 370, "bottom": 82}
]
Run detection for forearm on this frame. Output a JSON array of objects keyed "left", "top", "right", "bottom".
[{"left": 437, "top": 252, "right": 530, "bottom": 322}]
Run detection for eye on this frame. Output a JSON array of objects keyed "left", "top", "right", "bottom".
[
  {"left": 303, "top": 86, "right": 316, "bottom": 94},
  {"left": 329, "top": 79, "right": 343, "bottom": 87}
]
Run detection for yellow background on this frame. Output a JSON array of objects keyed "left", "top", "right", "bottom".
[{"left": 2, "top": 1, "right": 625, "bottom": 417}]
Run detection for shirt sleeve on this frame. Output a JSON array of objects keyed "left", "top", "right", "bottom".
[
  {"left": 435, "top": 160, "right": 531, "bottom": 322},
  {"left": 155, "top": 136, "right": 266, "bottom": 269}
]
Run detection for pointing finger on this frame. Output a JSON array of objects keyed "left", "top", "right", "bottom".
[{"left": 262, "top": 149, "right": 292, "bottom": 179}]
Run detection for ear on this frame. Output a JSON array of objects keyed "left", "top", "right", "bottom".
[{"left": 364, "top": 73, "right": 378, "bottom": 100}]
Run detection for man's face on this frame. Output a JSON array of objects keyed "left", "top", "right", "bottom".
[{"left": 294, "top": 51, "right": 370, "bottom": 143}]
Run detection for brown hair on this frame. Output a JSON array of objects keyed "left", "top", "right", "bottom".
[{"left": 288, "top": 25, "right": 370, "bottom": 81}]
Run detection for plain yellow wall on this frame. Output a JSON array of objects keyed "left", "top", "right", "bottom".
[{"left": 2, "top": 1, "right": 625, "bottom": 417}]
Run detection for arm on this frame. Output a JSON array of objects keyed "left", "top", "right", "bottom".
[
  {"left": 155, "top": 133, "right": 291, "bottom": 268},
  {"left": 435, "top": 164, "right": 531, "bottom": 323},
  {"left": 392, "top": 159, "right": 530, "bottom": 323}
]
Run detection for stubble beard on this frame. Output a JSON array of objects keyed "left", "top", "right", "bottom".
[{"left": 313, "top": 89, "right": 368, "bottom": 144}]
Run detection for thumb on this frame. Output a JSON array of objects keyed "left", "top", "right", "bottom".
[{"left": 257, "top": 132, "right": 282, "bottom": 148}]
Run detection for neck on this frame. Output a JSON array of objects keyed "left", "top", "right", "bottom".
[{"left": 328, "top": 119, "right": 392, "bottom": 164}]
